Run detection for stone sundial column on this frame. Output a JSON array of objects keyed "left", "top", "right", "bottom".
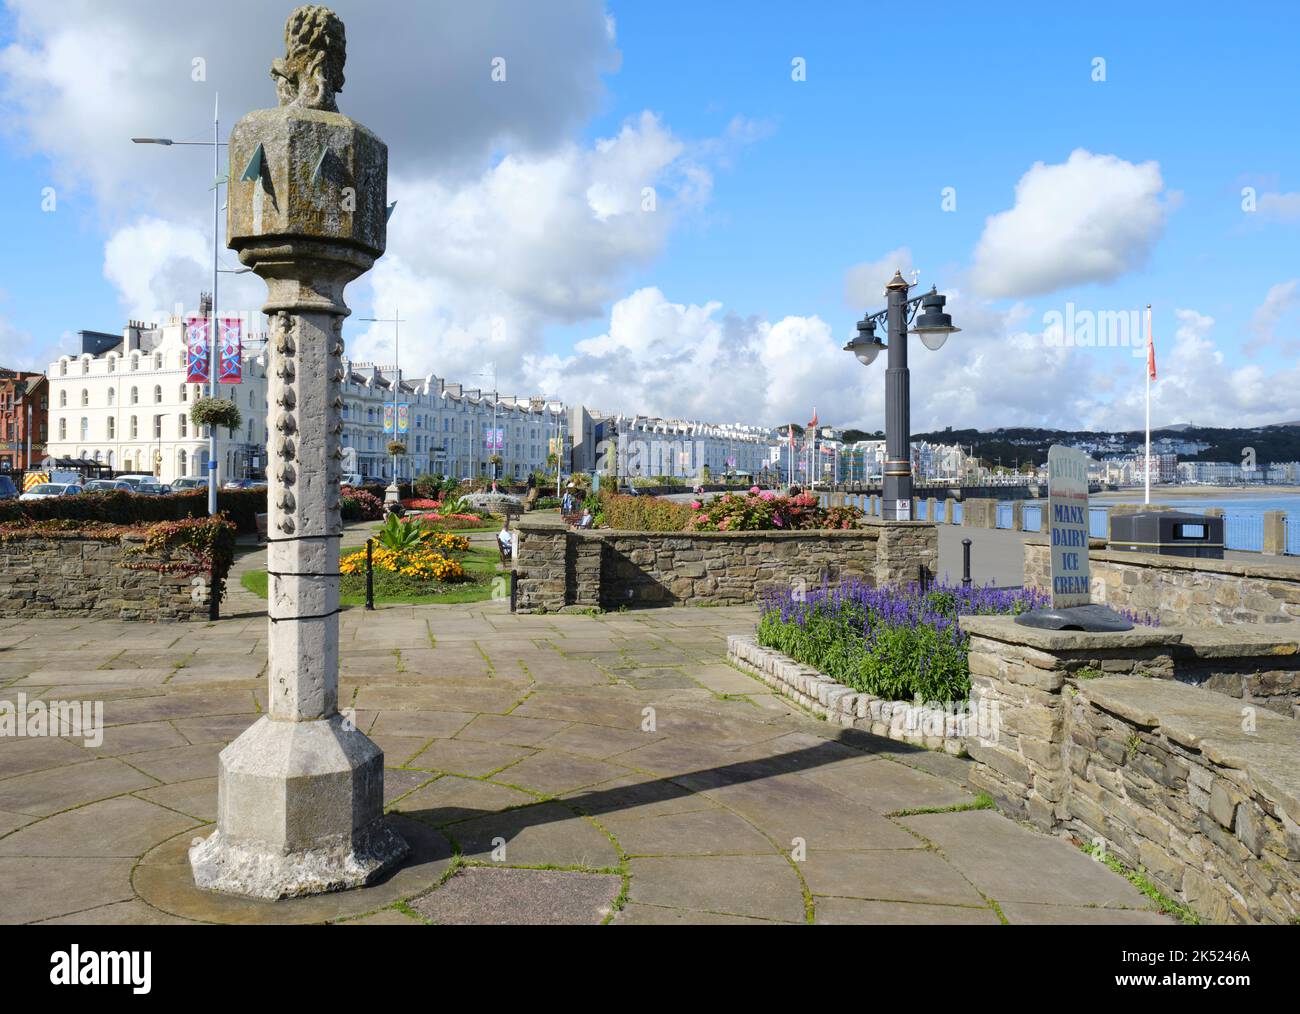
[{"left": 189, "top": 4, "right": 407, "bottom": 899}]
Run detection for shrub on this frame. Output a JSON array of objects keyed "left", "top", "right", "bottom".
[
  {"left": 689, "top": 489, "right": 863, "bottom": 532},
  {"left": 597, "top": 491, "right": 696, "bottom": 532},
  {"left": 386, "top": 440, "right": 407, "bottom": 457},
  {"left": 757, "top": 580, "right": 1050, "bottom": 703},
  {"left": 340, "top": 485, "right": 384, "bottom": 521}
]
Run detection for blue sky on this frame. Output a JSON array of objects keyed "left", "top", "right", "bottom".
[{"left": 1, "top": 1, "right": 1296, "bottom": 431}]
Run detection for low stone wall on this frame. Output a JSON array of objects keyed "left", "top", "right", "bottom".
[
  {"left": 727, "top": 634, "right": 968, "bottom": 754},
  {"left": 962, "top": 615, "right": 1300, "bottom": 924},
  {"left": 514, "top": 518, "right": 937, "bottom": 613},
  {"left": 0, "top": 534, "right": 212, "bottom": 620},
  {"left": 1024, "top": 540, "right": 1300, "bottom": 626}
]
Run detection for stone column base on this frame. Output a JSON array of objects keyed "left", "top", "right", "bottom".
[{"left": 189, "top": 715, "right": 409, "bottom": 900}]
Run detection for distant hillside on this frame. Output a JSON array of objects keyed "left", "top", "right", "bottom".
[{"left": 910, "top": 424, "right": 1300, "bottom": 468}]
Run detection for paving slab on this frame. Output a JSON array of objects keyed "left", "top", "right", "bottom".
[
  {"left": 626, "top": 854, "right": 806, "bottom": 922},
  {"left": 814, "top": 897, "right": 1001, "bottom": 925},
  {"left": 411, "top": 867, "right": 622, "bottom": 925},
  {"left": 902, "top": 810, "right": 1158, "bottom": 910},
  {"left": 0, "top": 795, "right": 199, "bottom": 857}
]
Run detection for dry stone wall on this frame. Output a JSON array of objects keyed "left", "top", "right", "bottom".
[{"left": 0, "top": 535, "right": 210, "bottom": 620}]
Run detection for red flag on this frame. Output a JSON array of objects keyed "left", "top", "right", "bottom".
[
  {"left": 787, "top": 425, "right": 794, "bottom": 448},
  {"left": 808, "top": 408, "right": 818, "bottom": 430},
  {"left": 1146, "top": 307, "right": 1157, "bottom": 381}
]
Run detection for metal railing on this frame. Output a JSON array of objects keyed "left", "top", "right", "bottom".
[{"left": 1224, "top": 513, "right": 1264, "bottom": 552}]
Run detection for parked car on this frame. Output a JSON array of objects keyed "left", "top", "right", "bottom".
[
  {"left": 18, "top": 482, "right": 82, "bottom": 501},
  {"left": 82, "top": 479, "right": 136, "bottom": 493},
  {"left": 223, "top": 478, "right": 267, "bottom": 490},
  {"left": 0, "top": 475, "right": 17, "bottom": 500},
  {"left": 133, "top": 483, "right": 173, "bottom": 495},
  {"left": 341, "top": 472, "right": 364, "bottom": 487},
  {"left": 116, "top": 474, "right": 156, "bottom": 488},
  {"left": 170, "top": 477, "right": 207, "bottom": 491}
]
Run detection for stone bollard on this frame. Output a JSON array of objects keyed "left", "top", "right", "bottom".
[
  {"left": 962, "top": 497, "right": 997, "bottom": 528},
  {"left": 944, "top": 497, "right": 955, "bottom": 525},
  {"left": 926, "top": 497, "right": 938, "bottom": 524},
  {"left": 189, "top": 5, "right": 408, "bottom": 899},
  {"left": 1262, "top": 511, "right": 1286, "bottom": 555},
  {"left": 1012, "top": 500, "right": 1024, "bottom": 531}
]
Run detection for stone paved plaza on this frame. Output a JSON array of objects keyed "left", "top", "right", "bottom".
[{"left": 0, "top": 581, "right": 1176, "bottom": 925}]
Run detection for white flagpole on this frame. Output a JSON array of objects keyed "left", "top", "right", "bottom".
[{"left": 1144, "top": 303, "right": 1152, "bottom": 505}]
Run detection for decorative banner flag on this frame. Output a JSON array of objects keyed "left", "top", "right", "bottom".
[
  {"left": 218, "top": 317, "right": 242, "bottom": 384},
  {"left": 184, "top": 316, "right": 210, "bottom": 384},
  {"left": 483, "top": 426, "right": 505, "bottom": 451},
  {"left": 396, "top": 403, "right": 410, "bottom": 434},
  {"left": 383, "top": 404, "right": 395, "bottom": 434},
  {"left": 1146, "top": 305, "right": 1157, "bottom": 381}
]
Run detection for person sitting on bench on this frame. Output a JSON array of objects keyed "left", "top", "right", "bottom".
[
  {"left": 496, "top": 521, "right": 514, "bottom": 560},
  {"left": 575, "top": 507, "right": 594, "bottom": 529}
]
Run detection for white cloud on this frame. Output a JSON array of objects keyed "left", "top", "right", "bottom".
[
  {"left": 969, "top": 149, "right": 1169, "bottom": 299},
  {"left": 1258, "top": 191, "right": 1300, "bottom": 221},
  {"left": 844, "top": 248, "right": 913, "bottom": 308},
  {"left": 1247, "top": 279, "right": 1299, "bottom": 355}
]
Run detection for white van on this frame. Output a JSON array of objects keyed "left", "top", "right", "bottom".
[{"left": 341, "top": 472, "right": 364, "bottom": 487}]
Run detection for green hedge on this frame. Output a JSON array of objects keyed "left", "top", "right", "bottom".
[{"left": 0, "top": 489, "right": 266, "bottom": 534}]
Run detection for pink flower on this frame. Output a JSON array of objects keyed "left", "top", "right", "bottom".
[
  {"left": 690, "top": 501, "right": 701, "bottom": 510},
  {"left": 773, "top": 515, "right": 784, "bottom": 527},
  {"left": 759, "top": 491, "right": 775, "bottom": 501},
  {"left": 719, "top": 518, "right": 731, "bottom": 530},
  {"left": 749, "top": 485, "right": 761, "bottom": 495}
]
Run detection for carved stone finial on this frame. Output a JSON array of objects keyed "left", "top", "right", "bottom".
[{"left": 270, "top": 4, "right": 346, "bottom": 112}]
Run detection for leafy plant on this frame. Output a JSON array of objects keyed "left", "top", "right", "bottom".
[
  {"left": 190, "top": 397, "right": 242, "bottom": 431},
  {"left": 375, "top": 513, "right": 427, "bottom": 552},
  {"left": 386, "top": 440, "right": 407, "bottom": 457}
]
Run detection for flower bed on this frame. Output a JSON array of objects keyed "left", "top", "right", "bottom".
[
  {"left": 689, "top": 487, "right": 863, "bottom": 532},
  {"left": 339, "top": 517, "right": 471, "bottom": 595},
  {"left": 595, "top": 486, "right": 864, "bottom": 533},
  {"left": 340, "top": 485, "right": 385, "bottom": 521},
  {"left": 758, "top": 579, "right": 1050, "bottom": 704}
]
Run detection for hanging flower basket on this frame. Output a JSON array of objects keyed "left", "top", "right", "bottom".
[
  {"left": 191, "top": 397, "right": 242, "bottom": 431},
  {"left": 386, "top": 440, "right": 407, "bottom": 457}
]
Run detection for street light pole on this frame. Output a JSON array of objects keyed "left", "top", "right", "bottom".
[
  {"left": 882, "top": 272, "right": 911, "bottom": 517},
  {"left": 131, "top": 96, "right": 229, "bottom": 513},
  {"left": 359, "top": 310, "right": 404, "bottom": 502},
  {"left": 844, "top": 270, "right": 960, "bottom": 521}
]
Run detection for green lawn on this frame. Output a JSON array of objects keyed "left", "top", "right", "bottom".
[{"left": 240, "top": 546, "right": 504, "bottom": 606}]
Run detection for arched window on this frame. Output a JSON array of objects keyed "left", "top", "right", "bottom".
[
  {"left": 107, "top": 387, "right": 115, "bottom": 406},
  {"left": 59, "top": 390, "right": 67, "bottom": 408},
  {"left": 107, "top": 450, "right": 114, "bottom": 468},
  {"left": 180, "top": 384, "right": 187, "bottom": 402},
  {"left": 80, "top": 389, "right": 88, "bottom": 407},
  {"left": 179, "top": 414, "right": 187, "bottom": 437},
  {"left": 107, "top": 355, "right": 116, "bottom": 373},
  {"left": 153, "top": 354, "right": 162, "bottom": 370},
  {"left": 153, "top": 385, "right": 162, "bottom": 404},
  {"left": 130, "top": 387, "right": 138, "bottom": 405},
  {"left": 130, "top": 354, "right": 139, "bottom": 371},
  {"left": 153, "top": 415, "right": 162, "bottom": 439},
  {"left": 107, "top": 418, "right": 115, "bottom": 438},
  {"left": 58, "top": 418, "right": 66, "bottom": 439},
  {"left": 59, "top": 359, "right": 68, "bottom": 376},
  {"left": 179, "top": 448, "right": 187, "bottom": 476},
  {"left": 130, "top": 416, "right": 138, "bottom": 439},
  {"left": 80, "top": 418, "right": 88, "bottom": 440}
]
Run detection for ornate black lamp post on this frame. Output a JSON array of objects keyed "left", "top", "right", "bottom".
[{"left": 843, "top": 271, "right": 959, "bottom": 520}]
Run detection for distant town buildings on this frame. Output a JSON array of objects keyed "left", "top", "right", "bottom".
[{"left": 0, "top": 368, "right": 48, "bottom": 472}]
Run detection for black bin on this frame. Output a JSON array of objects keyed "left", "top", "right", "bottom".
[{"left": 1108, "top": 510, "right": 1223, "bottom": 559}]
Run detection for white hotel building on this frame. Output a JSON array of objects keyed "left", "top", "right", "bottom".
[
  {"left": 45, "top": 312, "right": 567, "bottom": 485},
  {"left": 603, "top": 414, "right": 777, "bottom": 480}
]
